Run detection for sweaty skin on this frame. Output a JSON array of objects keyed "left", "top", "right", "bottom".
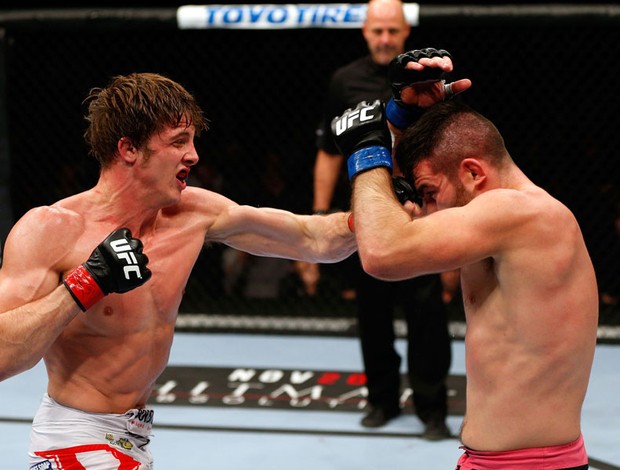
[{"left": 0, "top": 121, "right": 356, "bottom": 412}]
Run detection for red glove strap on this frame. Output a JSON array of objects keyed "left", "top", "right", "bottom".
[{"left": 63, "top": 265, "right": 105, "bottom": 312}]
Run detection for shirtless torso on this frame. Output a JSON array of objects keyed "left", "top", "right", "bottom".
[
  {"left": 458, "top": 186, "right": 598, "bottom": 451},
  {"left": 1, "top": 184, "right": 355, "bottom": 413},
  {"left": 351, "top": 152, "right": 598, "bottom": 453},
  {"left": 46, "top": 195, "right": 206, "bottom": 413}
]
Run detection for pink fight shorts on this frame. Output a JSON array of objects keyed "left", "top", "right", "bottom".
[{"left": 455, "top": 434, "right": 588, "bottom": 470}]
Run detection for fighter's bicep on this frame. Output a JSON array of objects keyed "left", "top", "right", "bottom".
[
  {"left": 409, "top": 205, "right": 505, "bottom": 269},
  {"left": 209, "top": 203, "right": 318, "bottom": 262},
  {"left": 420, "top": 193, "right": 529, "bottom": 267},
  {"left": 0, "top": 207, "right": 82, "bottom": 309}
]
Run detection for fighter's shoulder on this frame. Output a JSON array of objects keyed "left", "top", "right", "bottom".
[
  {"left": 172, "top": 186, "right": 238, "bottom": 216},
  {"left": 473, "top": 186, "right": 575, "bottom": 228},
  {"left": 17, "top": 204, "right": 85, "bottom": 239},
  {"left": 3, "top": 204, "right": 85, "bottom": 272},
  {"left": 494, "top": 186, "right": 568, "bottom": 212},
  {"left": 472, "top": 186, "right": 540, "bottom": 208}
]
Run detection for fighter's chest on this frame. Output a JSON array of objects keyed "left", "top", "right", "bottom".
[{"left": 461, "top": 258, "right": 497, "bottom": 309}]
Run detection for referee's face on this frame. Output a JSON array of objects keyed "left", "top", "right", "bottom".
[{"left": 363, "top": 0, "right": 410, "bottom": 66}]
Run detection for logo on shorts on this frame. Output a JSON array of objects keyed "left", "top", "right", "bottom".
[
  {"left": 30, "top": 461, "right": 51, "bottom": 470},
  {"left": 105, "top": 433, "right": 135, "bottom": 450},
  {"left": 125, "top": 408, "right": 154, "bottom": 425}
]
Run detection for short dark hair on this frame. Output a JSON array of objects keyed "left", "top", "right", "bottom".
[{"left": 395, "top": 100, "right": 509, "bottom": 183}]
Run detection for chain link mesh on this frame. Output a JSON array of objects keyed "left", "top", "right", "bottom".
[{"left": 4, "top": 19, "right": 619, "bottom": 324}]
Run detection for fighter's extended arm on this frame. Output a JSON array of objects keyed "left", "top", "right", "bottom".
[{"left": 206, "top": 194, "right": 356, "bottom": 264}]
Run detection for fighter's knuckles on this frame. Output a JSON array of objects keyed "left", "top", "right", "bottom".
[
  {"left": 403, "top": 48, "right": 452, "bottom": 63},
  {"left": 128, "top": 238, "right": 144, "bottom": 252}
]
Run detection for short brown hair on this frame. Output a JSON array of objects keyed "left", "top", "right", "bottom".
[{"left": 83, "top": 72, "right": 208, "bottom": 167}]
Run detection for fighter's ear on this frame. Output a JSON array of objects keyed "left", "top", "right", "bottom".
[
  {"left": 118, "top": 137, "right": 138, "bottom": 164},
  {"left": 459, "top": 158, "right": 487, "bottom": 189}
]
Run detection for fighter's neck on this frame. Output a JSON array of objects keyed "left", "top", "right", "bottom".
[{"left": 87, "top": 176, "right": 162, "bottom": 235}]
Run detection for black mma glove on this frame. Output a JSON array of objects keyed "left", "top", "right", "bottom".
[
  {"left": 331, "top": 100, "right": 392, "bottom": 181},
  {"left": 392, "top": 176, "right": 421, "bottom": 206},
  {"left": 386, "top": 47, "right": 452, "bottom": 129},
  {"left": 63, "top": 228, "right": 152, "bottom": 311}
]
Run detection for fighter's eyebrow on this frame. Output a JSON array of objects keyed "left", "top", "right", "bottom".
[{"left": 166, "top": 129, "right": 192, "bottom": 141}]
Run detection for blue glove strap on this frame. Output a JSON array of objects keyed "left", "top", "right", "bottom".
[
  {"left": 347, "top": 146, "right": 392, "bottom": 181},
  {"left": 385, "top": 97, "right": 425, "bottom": 129}
]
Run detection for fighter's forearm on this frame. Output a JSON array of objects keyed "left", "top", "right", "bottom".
[
  {"left": 352, "top": 169, "right": 412, "bottom": 277},
  {"left": 308, "top": 211, "right": 357, "bottom": 263}
]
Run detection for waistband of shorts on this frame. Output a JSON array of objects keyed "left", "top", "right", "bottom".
[
  {"left": 34, "top": 394, "right": 154, "bottom": 440},
  {"left": 459, "top": 434, "right": 587, "bottom": 468},
  {"left": 42, "top": 393, "right": 148, "bottom": 416}
]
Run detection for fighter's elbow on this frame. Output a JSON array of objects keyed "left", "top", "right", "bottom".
[{"left": 358, "top": 246, "right": 399, "bottom": 281}]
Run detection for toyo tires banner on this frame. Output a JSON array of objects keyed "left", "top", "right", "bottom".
[{"left": 176, "top": 3, "right": 420, "bottom": 29}]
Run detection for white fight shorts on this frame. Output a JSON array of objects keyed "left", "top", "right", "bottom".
[{"left": 28, "top": 394, "right": 154, "bottom": 470}]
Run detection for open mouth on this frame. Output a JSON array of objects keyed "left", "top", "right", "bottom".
[{"left": 176, "top": 169, "right": 189, "bottom": 185}]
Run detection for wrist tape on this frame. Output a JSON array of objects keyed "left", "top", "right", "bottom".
[
  {"left": 63, "top": 265, "right": 105, "bottom": 312},
  {"left": 385, "top": 97, "right": 425, "bottom": 130},
  {"left": 347, "top": 146, "right": 392, "bottom": 181},
  {"left": 347, "top": 213, "right": 355, "bottom": 232}
]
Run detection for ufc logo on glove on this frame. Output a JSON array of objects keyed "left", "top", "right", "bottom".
[
  {"left": 110, "top": 239, "right": 144, "bottom": 280},
  {"left": 331, "top": 100, "right": 393, "bottom": 181},
  {"left": 333, "top": 104, "right": 376, "bottom": 135}
]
